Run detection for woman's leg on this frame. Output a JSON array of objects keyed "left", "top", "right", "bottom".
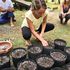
[
  {"left": 37, "top": 23, "right": 54, "bottom": 33},
  {"left": 64, "top": 14, "right": 70, "bottom": 24},
  {"left": 59, "top": 14, "right": 63, "bottom": 24},
  {"left": 8, "top": 12, "right": 15, "bottom": 26},
  {"left": 21, "top": 27, "right": 32, "bottom": 46},
  {"left": 0, "top": 13, "right": 9, "bottom": 24}
]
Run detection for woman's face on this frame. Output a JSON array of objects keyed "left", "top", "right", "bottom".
[
  {"left": 65, "top": 0, "right": 69, "bottom": 2},
  {"left": 2, "top": 0, "right": 6, "bottom": 2},
  {"left": 35, "top": 7, "right": 46, "bottom": 18}
]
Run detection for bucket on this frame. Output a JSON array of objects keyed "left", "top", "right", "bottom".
[
  {"left": 43, "top": 44, "right": 54, "bottom": 56},
  {"left": 36, "top": 54, "right": 54, "bottom": 70},
  {"left": 11, "top": 48, "right": 26, "bottom": 67},
  {"left": 28, "top": 45, "right": 43, "bottom": 60},
  {"left": 54, "top": 39, "right": 66, "bottom": 51},
  {"left": 64, "top": 47, "right": 70, "bottom": 63},
  {"left": 51, "top": 67, "right": 66, "bottom": 70},
  {"left": 0, "top": 55, "right": 10, "bottom": 70},
  {"left": 17, "top": 59, "right": 37, "bottom": 70},
  {"left": 65, "top": 63, "right": 70, "bottom": 70},
  {"left": 2, "top": 67, "right": 15, "bottom": 70},
  {"left": 50, "top": 49, "right": 67, "bottom": 67}
]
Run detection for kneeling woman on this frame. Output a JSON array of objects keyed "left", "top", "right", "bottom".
[
  {"left": 0, "top": 0, "right": 16, "bottom": 26},
  {"left": 21, "top": 0, "right": 54, "bottom": 47},
  {"left": 59, "top": 0, "right": 70, "bottom": 25}
]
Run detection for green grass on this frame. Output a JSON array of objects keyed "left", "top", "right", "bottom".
[{"left": 0, "top": 3, "right": 70, "bottom": 48}]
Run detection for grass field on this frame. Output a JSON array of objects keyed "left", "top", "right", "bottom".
[{"left": 0, "top": 3, "right": 70, "bottom": 48}]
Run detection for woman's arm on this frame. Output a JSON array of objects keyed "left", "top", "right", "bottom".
[
  {"left": 60, "top": 3, "right": 64, "bottom": 14},
  {"left": 26, "top": 17, "right": 48, "bottom": 46},
  {"left": 0, "top": 7, "right": 14, "bottom": 12},
  {"left": 40, "top": 15, "right": 47, "bottom": 37},
  {"left": 0, "top": 7, "right": 6, "bottom": 12},
  {"left": 7, "top": 7, "right": 14, "bottom": 12},
  {"left": 66, "top": 8, "right": 70, "bottom": 14}
]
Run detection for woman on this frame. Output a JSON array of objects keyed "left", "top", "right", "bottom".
[
  {"left": 59, "top": 0, "right": 70, "bottom": 25},
  {"left": 0, "top": 0, "right": 16, "bottom": 26},
  {"left": 21, "top": 0, "right": 54, "bottom": 47}
]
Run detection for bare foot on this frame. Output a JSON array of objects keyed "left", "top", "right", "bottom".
[
  {"left": 11, "top": 24, "right": 14, "bottom": 27},
  {"left": 25, "top": 40, "right": 32, "bottom": 46}
]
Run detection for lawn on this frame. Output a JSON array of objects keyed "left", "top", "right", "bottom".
[{"left": 0, "top": 3, "right": 70, "bottom": 48}]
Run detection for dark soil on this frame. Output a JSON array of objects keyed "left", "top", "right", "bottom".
[
  {"left": 11, "top": 49, "right": 26, "bottom": 58},
  {"left": 55, "top": 40, "right": 66, "bottom": 46},
  {"left": 50, "top": 52, "right": 66, "bottom": 61},
  {"left": 0, "top": 56, "right": 9, "bottom": 65},
  {"left": 29, "top": 46, "right": 42, "bottom": 54},
  {"left": 18, "top": 60, "right": 37, "bottom": 70},
  {"left": 37, "top": 56, "right": 54, "bottom": 68}
]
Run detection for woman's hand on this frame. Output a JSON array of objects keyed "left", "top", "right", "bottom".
[
  {"left": 41, "top": 39, "right": 48, "bottom": 47},
  {"left": 39, "top": 33, "right": 43, "bottom": 37},
  {"left": 62, "top": 13, "right": 67, "bottom": 18}
]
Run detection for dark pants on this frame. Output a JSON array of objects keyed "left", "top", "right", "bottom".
[
  {"left": 59, "top": 13, "right": 70, "bottom": 24},
  {"left": 0, "top": 12, "right": 15, "bottom": 24},
  {"left": 21, "top": 23, "right": 54, "bottom": 40}
]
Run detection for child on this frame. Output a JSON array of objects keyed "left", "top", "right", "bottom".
[
  {"left": 59, "top": 0, "right": 70, "bottom": 25},
  {"left": 0, "top": 0, "right": 16, "bottom": 26},
  {"left": 21, "top": 0, "right": 54, "bottom": 46}
]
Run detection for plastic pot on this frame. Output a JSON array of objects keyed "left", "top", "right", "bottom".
[
  {"left": 17, "top": 59, "right": 37, "bottom": 70},
  {"left": 28, "top": 45, "right": 43, "bottom": 60},
  {"left": 36, "top": 54, "right": 54, "bottom": 70},
  {"left": 11, "top": 48, "right": 26, "bottom": 67},
  {"left": 2, "top": 67, "right": 15, "bottom": 70},
  {"left": 54, "top": 39, "right": 67, "bottom": 51},
  {"left": 50, "top": 49, "right": 67, "bottom": 67},
  {"left": 51, "top": 67, "right": 66, "bottom": 70},
  {"left": 43, "top": 43, "right": 54, "bottom": 56},
  {"left": 0, "top": 54, "right": 10, "bottom": 70},
  {"left": 65, "top": 63, "right": 70, "bottom": 70},
  {"left": 64, "top": 47, "right": 70, "bottom": 63}
]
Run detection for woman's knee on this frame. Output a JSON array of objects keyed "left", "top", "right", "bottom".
[
  {"left": 44, "top": 23, "right": 54, "bottom": 32},
  {"left": 47, "top": 23, "right": 55, "bottom": 30},
  {"left": 8, "top": 12, "right": 14, "bottom": 17},
  {"left": 21, "top": 27, "right": 31, "bottom": 40},
  {"left": 65, "top": 14, "right": 70, "bottom": 20},
  {"left": 59, "top": 14, "right": 63, "bottom": 19}
]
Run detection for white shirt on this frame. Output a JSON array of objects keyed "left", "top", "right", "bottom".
[
  {"left": 21, "top": 9, "right": 48, "bottom": 30},
  {"left": 0, "top": 0, "right": 13, "bottom": 14}
]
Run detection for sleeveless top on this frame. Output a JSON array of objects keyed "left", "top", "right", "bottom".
[{"left": 21, "top": 9, "right": 48, "bottom": 30}]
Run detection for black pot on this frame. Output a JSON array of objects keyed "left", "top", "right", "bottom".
[
  {"left": 28, "top": 45, "right": 43, "bottom": 60},
  {"left": 50, "top": 49, "right": 67, "bottom": 67},
  {"left": 54, "top": 39, "right": 67, "bottom": 51},
  {"left": 64, "top": 47, "right": 70, "bottom": 63},
  {"left": 2, "top": 67, "right": 15, "bottom": 70},
  {"left": 43, "top": 42, "right": 54, "bottom": 55},
  {"left": 36, "top": 54, "right": 54, "bottom": 70},
  {"left": 51, "top": 67, "right": 66, "bottom": 70},
  {"left": 65, "top": 63, "right": 70, "bottom": 70},
  {"left": 17, "top": 59, "right": 37, "bottom": 70},
  {"left": 11, "top": 48, "right": 26, "bottom": 67},
  {"left": 0, "top": 54, "right": 10, "bottom": 70}
]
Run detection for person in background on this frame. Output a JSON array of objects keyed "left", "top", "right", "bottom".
[
  {"left": 59, "top": 0, "right": 70, "bottom": 25},
  {"left": 21, "top": 0, "right": 54, "bottom": 47},
  {"left": 0, "top": 0, "right": 16, "bottom": 26}
]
